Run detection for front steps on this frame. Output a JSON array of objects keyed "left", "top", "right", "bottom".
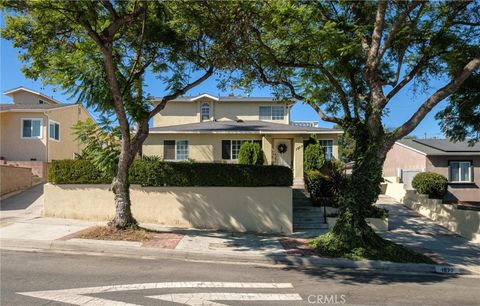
[{"left": 292, "top": 188, "right": 328, "bottom": 232}]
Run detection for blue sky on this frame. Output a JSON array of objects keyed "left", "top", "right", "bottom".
[{"left": 1, "top": 20, "right": 448, "bottom": 138}]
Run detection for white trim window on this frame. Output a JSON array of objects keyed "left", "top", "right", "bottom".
[
  {"left": 319, "top": 139, "right": 334, "bottom": 160},
  {"left": 49, "top": 120, "right": 60, "bottom": 141},
  {"left": 21, "top": 118, "right": 42, "bottom": 139},
  {"left": 259, "top": 106, "right": 284, "bottom": 120},
  {"left": 163, "top": 140, "right": 189, "bottom": 160},
  {"left": 200, "top": 102, "right": 210, "bottom": 121},
  {"left": 222, "top": 139, "right": 262, "bottom": 160},
  {"left": 449, "top": 161, "right": 472, "bottom": 183}
]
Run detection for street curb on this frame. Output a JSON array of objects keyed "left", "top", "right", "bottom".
[{"left": 1, "top": 238, "right": 476, "bottom": 275}]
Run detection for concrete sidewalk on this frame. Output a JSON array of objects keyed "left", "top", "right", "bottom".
[{"left": 1, "top": 187, "right": 479, "bottom": 275}]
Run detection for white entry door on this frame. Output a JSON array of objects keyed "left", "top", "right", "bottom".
[{"left": 273, "top": 139, "right": 292, "bottom": 168}]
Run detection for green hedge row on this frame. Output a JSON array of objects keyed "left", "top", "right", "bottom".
[{"left": 48, "top": 160, "right": 293, "bottom": 187}]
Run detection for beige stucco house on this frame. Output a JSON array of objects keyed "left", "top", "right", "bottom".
[
  {"left": 0, "top": 87, "right": 94, "bottom": 176},
  {"left": 384, "top": 138, "right": 480, "bottom": 203},
  {"left": 143, "top": 94, "right": 343, "bottom": 179}
]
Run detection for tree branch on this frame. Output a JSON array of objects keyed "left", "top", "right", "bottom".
[
  {"left": 391, "top": 57, "right": 480, "bottom": 141},
  {"left": 377, "top": 1, "right": 421, "bottom": 62},
  {"left": 366, "top": 0, "right": 387, "bottom": 72},
  {"left": 251, "top": 59, "right": 340, "bottom": 124},
  {"left": 149, "top": 67, "right": 214, "bottom": 119},
  {"left": 250, "top": 27, "right": 351, "bottom": 117},
  {"left": 386, "top": 51, "right": 429, "bottom": 101}
]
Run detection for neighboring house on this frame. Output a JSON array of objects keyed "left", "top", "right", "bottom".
[
  {"left": 383, "top": 138, "right": 480, "bottom": 202},
  {"left": 143, "top": 94, "right": 343, "bottom": 179},
  {"left": 0, "top": 87, "right": 94, "bottom": 177}
]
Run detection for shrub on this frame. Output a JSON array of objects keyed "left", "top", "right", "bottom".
[
  {"left": 48, "top": 160, "right": 293, "bottom": 187},
  {"left": 411, "top": 172, "right": 448, "bottom": 199},
  {"left": 304, "top": 143, "right": 325, "bottom": 171},
  {"left": 305, "top": 160, "right": 348, "bottom": 207},
  {"left": 48, "top": 160, "right": 111, "bottom": 184},
  {"left": 238, "top": 142, "right": 264, "bottom": 165}
]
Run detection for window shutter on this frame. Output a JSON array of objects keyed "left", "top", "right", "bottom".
[
  {"left": 55, "top": 123, "right": 60, "bottom": 140},
  {"left": 222, "top": 140, "right": 231, "bottom": 159},
  {"left": 164, "top": 140, "right": 176, "bottom": 160}
]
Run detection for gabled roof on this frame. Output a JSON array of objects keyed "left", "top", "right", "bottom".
[
  {"left": 3, "top": 86, "right": 62, "bottom": 105},
  {"left": 0, "top": 103, "right": 76, "bottom": 112},
  {"left": 151, "top": 94, "right": 292, "bottom": 103},
  {"left": 396, "top": 138, "right": 480, "bottom": 156},
  {"left": 149, "top": 120, "right": 343, "bottom": 135}
]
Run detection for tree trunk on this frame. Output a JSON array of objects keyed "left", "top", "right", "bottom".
[
  {"left": 109, "top": 147, "right": 137, "bottom": 230},
  {"left": 327, "top": 134, "right": 387, "bottom": 251}
]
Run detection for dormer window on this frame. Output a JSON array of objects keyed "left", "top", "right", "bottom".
[{"left": 201, "top": 103, "right": 210, "bottom": 121}]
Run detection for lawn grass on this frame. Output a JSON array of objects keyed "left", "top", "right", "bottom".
[
  {"left": 309, "top": 232, "right": 437, "bottom": 264},
  {"left": 77, "top": 226, "right": 156, "bottom": 242}
]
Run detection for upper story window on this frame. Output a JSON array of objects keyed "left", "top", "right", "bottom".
[
  {"left": 39, "top": 99, "right": 46, "bottom": 104},
  {"left": 49, "top": 120, "right": 60, "bottom": 141},
  {"left": 164, "top": 140, "right": 189, "bottom": 161},
  {"left": 449, "top": 161, "right": 472, "bottom": 183},
  {"left": 259, "top": 106, "right": 284, "bottom": 120},
  {"left": 201, "top": 103, "right": 210, "bottom": 121},
  {"left": 319, "top": 139, "right": 334, "bottom": 161},
  {"left": 21, "top": 118, "right": 42, "bottom": 139}
]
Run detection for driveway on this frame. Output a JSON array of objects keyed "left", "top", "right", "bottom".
[
  {"left": 377, "top": 195, "right": 480, "bottom": 272},
  {"left": 0, "top": 184, "right": 44, "bottom": 226}
]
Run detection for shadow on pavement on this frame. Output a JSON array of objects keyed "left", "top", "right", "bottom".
[{"left": 0, "top": 184, "right": 43, "bottom": 211}]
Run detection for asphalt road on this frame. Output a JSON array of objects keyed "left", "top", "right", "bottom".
[{"left": 1, "top": 250, "right": 479, "bottom": 306}]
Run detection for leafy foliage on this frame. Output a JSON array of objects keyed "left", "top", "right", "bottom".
[
  {"left": 305, "top": 161, "right": 347, "bottom": 208},
  {"left": 436, "top": 71, "right": 480, "bottom": 144},
  {"left": 48, "top": 160, "right": 111, "bottom": 184},
  {"left": 238, "top": 142, "right": 264, "bottom": 165},
  {"left": 72, "top": 118, "right": 121, "bottom": 177},
  {"left": 412, "top": 172, "right": 448, "bottom": 199},
  {"left": 48, "top": 160, "right": 293, "bottom": 187},
  {"left": 304, "top": 144, "right": 326, "bottom": 171}
]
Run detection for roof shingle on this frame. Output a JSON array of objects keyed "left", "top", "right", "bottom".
[{"left": 149, "top": 120, "right": 343, "bottom": 134}]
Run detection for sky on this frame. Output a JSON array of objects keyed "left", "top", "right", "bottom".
[{"left": 0, "top": 18, "right": 449, "bottom": 139}]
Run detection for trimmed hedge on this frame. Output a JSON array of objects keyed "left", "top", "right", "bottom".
[
  {"left": 411, "top": 172, "right": 448, "bottom": 199},
  {"left": 48, "top": 160, "right": 111, "bottom": 184},
  {"left": 48, "top": 159, "right": 293, "bottom": 187}
]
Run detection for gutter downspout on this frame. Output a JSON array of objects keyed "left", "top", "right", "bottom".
[{"left": 44, "top": 111, "right": 49, "bottom": 162}]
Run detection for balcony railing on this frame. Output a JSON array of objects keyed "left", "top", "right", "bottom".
[{"left": 290, "top": 121, "right": 319, "bottom": 128}]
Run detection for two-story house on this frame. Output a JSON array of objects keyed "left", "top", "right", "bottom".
[
  {"left": 0, "top": 87, "right": 94, "bottom": 177},
  {"left": 143, "top": 94, "right": 343, "bottom": 179}
]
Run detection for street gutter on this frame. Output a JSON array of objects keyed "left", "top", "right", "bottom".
[{"left": 1, "top": 238, "right": 477, "bottom": 275}]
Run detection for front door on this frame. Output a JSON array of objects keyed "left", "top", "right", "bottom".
[{"left": 273, "top": 139, "right": 292, "bottom": 168}]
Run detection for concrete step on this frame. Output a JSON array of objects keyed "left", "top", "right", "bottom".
[
  {"left": 294, "top": 223, "right": 329, "bottom": 230},
  {"left": 293, "top": 207, "right": 324, "bottom": 212},
  {"left": 294, "top": 217, "right": 326, "bottom": 223},
  {"left": 293, "top": 211, "right": 324, "bottom": 217}
]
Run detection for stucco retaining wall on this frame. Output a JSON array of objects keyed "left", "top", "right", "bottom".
[
  {"left": 404, "top": 192, "right": 480, "bottom": 243},
  {"left": 1, "top": 160, "right": 48, "bottom": 178},
  {"left": 0, "top": 165, "right": 32, "bottom": 196},
  {"left": 44, "top": 184, "right": 293, "bottom": 234},
  {"left": 383, "top": 182, "right": 407, "bottom": 202}
]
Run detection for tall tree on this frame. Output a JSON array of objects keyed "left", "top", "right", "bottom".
[
  {"left": 2, "top": 0, "right": 223, "bottom": 229},
  {"left": 193, "top": 0, "right": 480, "bottom": 252},
  {"left": 436, "top": 71, "right": 480, "bottom": 144}
]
